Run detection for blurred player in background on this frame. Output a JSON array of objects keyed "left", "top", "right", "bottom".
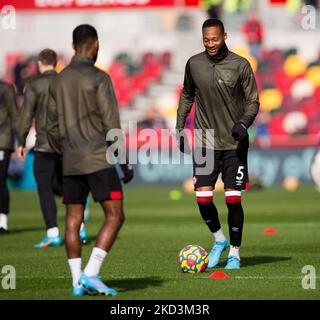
[
  {"left": 203, "top": 0, "right": 223, "bottom": 20},
  {"left": 46, "top": 24, "right": 133, "bottom": 296},
  {"left": 176, "top": 18, "right": 259, "bottom": 269},
  {"left": 0, "top": 81, "right": 19, "bottom": 234},
  {"left": 17, "top": 49, "right": 89, "bottom": 247},
  {"left": 241, "top": 12, "right": 264, "bottom": 60}
]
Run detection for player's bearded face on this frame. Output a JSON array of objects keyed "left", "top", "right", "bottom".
[{"left": 203, "top": 26, "right": 227, "bottom": 56}]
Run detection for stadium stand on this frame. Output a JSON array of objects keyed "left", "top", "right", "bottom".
[{"left": 3, "top": 45, "right": 320, "bottom": 148}]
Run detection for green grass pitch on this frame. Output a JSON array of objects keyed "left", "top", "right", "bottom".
[{"left": 0, "top": 186, "right": 319, "bottom": 300}]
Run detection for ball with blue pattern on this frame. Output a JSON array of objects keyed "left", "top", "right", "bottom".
[{"left": 178, "top": 244, "right": 209, "bottom": 273}]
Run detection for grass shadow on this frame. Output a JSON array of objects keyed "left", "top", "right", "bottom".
[
  {"left": 216, "top": 256, "right": 291, "bottom": 268},
  {"left": 4, "top": 227, "right": 44, "bottom": 235},
  {"left": 102, "top": 277, "right": 163, "bottom": 293},
  {"left": 87, "top": 236, "right": 97, "bottom": 243},
  {"left": 240, "top": 256, "right": 292, "bottom": 267}
]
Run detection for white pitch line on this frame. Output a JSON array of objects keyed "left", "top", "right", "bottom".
[
  {"left": 233, "top": 276, "right": 305, "bottom": 280},
  {"left": 189, "top": 275, "right": 306, "bottom": 280},
  {"left": 15, "top": 275, "right": 306, "bottom": 280}
]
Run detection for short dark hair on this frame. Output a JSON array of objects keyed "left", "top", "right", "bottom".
[
  {"left": 202, "top": 18, "right": 225, "bottom": 34},
  {"left": 38, "top": 49, "right": 57, "bottom": 67},
  {"left": 73, "top": 24, "right": 98, "bottom": 47}
]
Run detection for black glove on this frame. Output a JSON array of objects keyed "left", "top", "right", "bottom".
[
  {"left": 231, "top": 122, "right": 248, "bottom": 141},
  {"left": 120, "top": 164, "right": 134, "bottom": 184},
  {"left": 176, "top": 130, "right": 191, "bottom": 154}
]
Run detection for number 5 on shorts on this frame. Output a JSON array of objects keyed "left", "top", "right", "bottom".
[{"left": 236, "top": 166, "right": 244, "bottom": 181}]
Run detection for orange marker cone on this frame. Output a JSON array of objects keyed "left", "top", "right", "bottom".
[
  {"left": 263, "top": 228, "right": 278, "bottom": 235},
  {"left": 209, "top": 271, "right": 229, "bottom": 279}
]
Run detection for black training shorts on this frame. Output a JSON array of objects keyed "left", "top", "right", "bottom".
[
  {"left": 62, "top": 168, "right": 123, "bottom": 205},
  {"left": 192, "top": 147, "right": 249, "bottom": 191}
]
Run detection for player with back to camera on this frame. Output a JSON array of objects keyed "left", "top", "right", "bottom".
[
  {"left": 176, "top": 19, "right": 259, "bottom": 269},
  {"left": 17, "top": 49, "right": 89, "bottom": 247},
  {"left": 46, "top": 24, "right": 133, "bottom": 296},
  {"left": 0, "top": 80, "right": 19, "bottom": 234}
]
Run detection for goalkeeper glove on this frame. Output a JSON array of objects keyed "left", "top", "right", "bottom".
[
  {"left": 120, "top": 164, "right": 134, "bottom": 184},
  {"left": 176, "top": 130, "right": 191, "bottom": 154},
  {"left": 231, "top": 122, "right": 248, "bottom": 141}
]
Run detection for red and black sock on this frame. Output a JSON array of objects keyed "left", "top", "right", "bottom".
[
  {"left": 225, "top": 191, "right": 244, "bottom": 247},
  {"left": 196, "top": 191, "right": 221, "bottom": 233}
]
